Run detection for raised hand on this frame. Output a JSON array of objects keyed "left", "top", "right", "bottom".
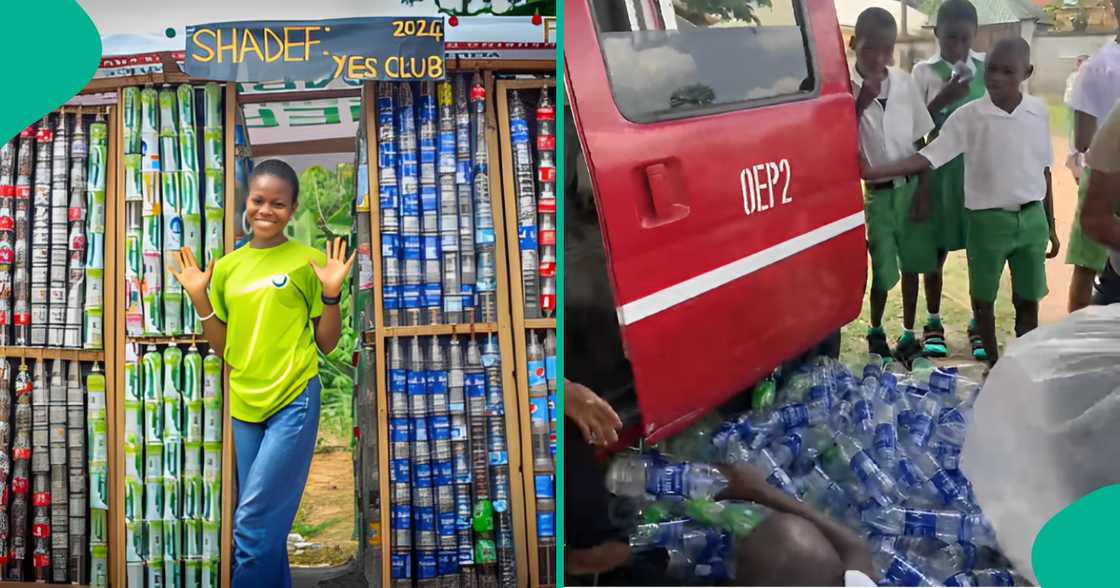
[
  {"left": 310, "top": 237, "right": 357, "bottom": 297},
  {"left": 169, "top": 247, "right": 214, "bottom": 299}
]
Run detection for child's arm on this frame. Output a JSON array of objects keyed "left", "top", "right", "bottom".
[
  {"left": 926, "top": 75, "right": 970, "bottom": 117},
  {"left": 861, "top": 154, "right": 933, "bottom": 181},
  {"left": 1044, "top": 168, "right": 1060, "bottom": 259}
]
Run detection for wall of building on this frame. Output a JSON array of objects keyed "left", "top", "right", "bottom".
[{"left": 1031, "top": 32, "right": 1115, "bottom": 99}]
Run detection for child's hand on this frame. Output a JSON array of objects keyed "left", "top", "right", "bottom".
[
  {"left": 938, "top": 76, "right": 970, "bottom": 104},
  {"left": 1048, "top": 228, "right": 1062, "bottom": 259}
]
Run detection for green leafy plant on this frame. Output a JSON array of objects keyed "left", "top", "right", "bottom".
[{"left": 289, "top": 164, "right": 358, "bottom": 445}]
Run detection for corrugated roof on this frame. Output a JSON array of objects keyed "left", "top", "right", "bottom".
[{"left": 975, "top": 0, "right": 1052, "bottom": 26}]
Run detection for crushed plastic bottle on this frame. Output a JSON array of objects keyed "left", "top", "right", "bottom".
[
  {"left": 945, "top": 568, "right": 1015, "bottom": 587},
  {"left": 863, "top": 506, "right": 997, "bottom": 546}
]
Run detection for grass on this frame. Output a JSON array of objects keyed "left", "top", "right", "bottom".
[
  {"left": 292, "top": 515, "right": 347, "bottom": 540},
  {"left": 839, "top": 249, "right": 1017, "bottom": 366}
]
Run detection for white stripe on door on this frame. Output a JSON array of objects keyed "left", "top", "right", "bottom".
[{"left": 616, "top": 211, "right": 866, "bottom": 326}]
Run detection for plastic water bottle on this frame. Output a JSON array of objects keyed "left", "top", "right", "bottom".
[
  {"left": 685, "top": 499, "right": 770, "bottom": 538},
  {"left": 909, "top": 451, "right": 971, "bottom": 511},
  {"left": 605, "top": 453, "right": 660, "bottom": 498},
  {"left": 768, "top": 433, "right": 802, "bottom": 469},
  {"left": 863, "top": 354, "right": 884, "bottom": 380},
  {"left": 630, "top": 519, "right": 726, "bottom": 561},
  {"left": 648, "top": 462, "right": 729, "bottom": 501},
  {"left": 871, "top": 401, "right": 900, "bottom": 470},
  {"left": 831, "top": 399, "right": 854, "bottom": 433},
  {"left": 902, "top": 391, "right": 940, "bottom": 450},
  {"left": 834, "top": 433, "right": 903, "bottom": 507},
  {"left": 945, "top": 568, "right": 1015, "bottom": 587},
  {"left": 746, "top": 449, "right": 800, "bottom": 499},
  {"left": 798, "top": 466, "right": 852, "bottom": 518},
  {"left": 776, "top": 400, "right": 830, "bottom": 432},
  {"left": 936, "top": 398, "right": 974, "bottom": 447},
  {"left": 872, "top": 547, "right": 937, "bottom": 586},
  {"left": 851, "top": 392, "right": 877, "bottom": 440},
  {"left": 871, "top": 535, "right": 978, "bottom": 582},
  {"left": 862, "top": 506, "right": 996, "bottom": 546}
]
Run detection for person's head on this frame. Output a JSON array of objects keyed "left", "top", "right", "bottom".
[
  {"left": 934, "top": 0, "right": 979, "bottom": 65},
  {"left": 984, "top": 37, "right": 1033, "bottom": 105},
  {"left": 734, "top": 513, "right": 846, "bottom": 586},
  {"left": 247, "top": 159, "right": 300, "bottom": 241},
  {"left": 850, "top": 7, "right": 897, "bottom": 76},
  {"left": 1077, "top": 53, "right": 1091, "bottom": 70}
]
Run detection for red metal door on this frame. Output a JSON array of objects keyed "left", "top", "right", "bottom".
[{"left": 566, "top": 0, "right": 867, "bottom": 442}]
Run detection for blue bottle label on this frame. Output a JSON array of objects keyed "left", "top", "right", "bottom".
[
  {"left": 545, "top": 355, "right": 557, "bottom": 381},
  {"left": 873, "top": 424, "right": 897, "bottom": 452},
  {"left": 903, "top": 510, "right": 937, "bottom": 537},
  {"left": 529, "top": 397, "right": 549, "bottom": 425},
  {"left": 646, "top": 464, "right": 685, "bottom": 497},
  {"left": 390, "top": 418, "right": 409, "bottom": 442},
  {"left": 391, "top": 504, "right": 412, "bottom": 528},
  {"left": 438, "top": 511, "right": 457, "bottom": 534},
  {"left": 779, "top": 405, "right": 810, "bottom": 430},
  {"left": 537, "top": 511, "right": 556, "bottom": 538},
  {"left": 780, "top": 434, "right": 802, "bottom": 460},
  {"left": 416, "top": 550, "right": 437, "bottom": 578},
  {"left": 511, "top": 119, "right": 530, "bottom": 143},
  {"left": 896, "top": 458, "right": 923, "bottom": 488},
  {"left": 423, "top": 234, "right": 441, "bottom": 259},
  {"left": 390, "top": 553, "right": 411, "bottom": 579},
  {"left": 415, "top": 507, "right": 436, "bottom": 533},
  {"left": 808, "top": 385, "right": 831, "bottom": 408},
  {"left": 435, "top": 460, "right": 453, "bottom": 485},
  {"left": 519, "top": 226, "right": 538, "bottom": 250},
  {"left": 401, "top": 284, "right": 421, "bottom": 309},
  {"left": 930, "top": 470, "right": 962, "bottom": 505},
  {"left": 488, "top": 451, "right": 508, "bottom": 466},
  {"left": 527, "top": 359, "right": 546, "bottom": 388},
  {"left": 390, "top": 459, "right": 411, "bottom": 483},
  {"left": 853, "top": 400, "right": 874, "bottom": 425},
  {"left": 849, "top": 451, "right": 878, "bottom": 485},
  {"left": 410, "top": 419, "right": 429, "bottom": 443},
  {"left": 437, "top": 552, "right": 458, "bottom": 575},
  {"left": 389, "top": 368, "right": 407, "bottom": 393},
  {"left": 885, "top": 556, "right": 927, "bottom": 587},
  {"left": 909, "top": 414, "right": 934, "bottom": 447},
  {"left": 413, "top": 462, "right": 433, "bottom": 487},
  {"left": 535, "top": 474, "right": 555, "bottom": 498},
  {"left": 431, "top": 415, "right": 451, "bottom": 440},
  {"left": 929, "top": 368, "right": 958, "bottom": 397},
  {"left": 407, "top": 371, "right": 427, "bottom": 396}
]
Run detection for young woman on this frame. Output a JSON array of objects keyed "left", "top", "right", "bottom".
[{"left": 170, "top": 159, "right": 355, "bottom": 587}]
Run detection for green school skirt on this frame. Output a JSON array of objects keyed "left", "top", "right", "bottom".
[
  {"left": 1065, "top": 172, "right": 1109, "bottom": 272},
  {"left": 933, "top": 155, "right": 967, "bottom": 252}
]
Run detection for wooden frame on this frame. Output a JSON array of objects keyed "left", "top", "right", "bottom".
[
  {"left": 495, "top": 77, "right": 558, "bottom": 588},
  {"left": 361, "top": 68, "right": 531, "bottom": 587}
]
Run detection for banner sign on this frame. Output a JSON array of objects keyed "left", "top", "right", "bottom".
[{"left": 184, "top": 16, "right": 446, "bottom": 82}]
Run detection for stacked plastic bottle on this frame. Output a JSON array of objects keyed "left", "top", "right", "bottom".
[
  {"left": 526, "top": 329, "right": 556, "bottom": 583},
  {"left": 123, "top": 83, "right": 223, "bottom": 338},
  {"left": 0, "top": 112, "right": 103, "bottom": 348},
  {"left": 390, "top": 335, "right": 513, "bottom": 588},
  {"left": 126, "top": 343, "right": 222, "bottom": 588},
  {"left": 508, "top": 92, "right": 539, "bottom": 320},
  {"left": 0, "top": 359, "right": 98, "bottom": 583},
  {"left": 606, "top": 357, "right": 1021, "bottom": 587},
  {"left": 535, "top": 92, "right": 557, "bottom": 318}
]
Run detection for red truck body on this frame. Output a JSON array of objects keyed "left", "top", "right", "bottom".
[{"left": 565, "top": 0, "right": 867, "bottom": 442}]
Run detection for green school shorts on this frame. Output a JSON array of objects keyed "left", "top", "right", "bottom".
[
  {"left": 965, "top": 203, "right": 1050, "bottom": 304},
  {"left": 932, "top": 155, "right": 968, "bottom": 252},
  {"left": 1065, "top": 172, "right": 1109, "bottom": 272},
  {"left": 865, "top": 178, "right": 938, "bottom": 292}
]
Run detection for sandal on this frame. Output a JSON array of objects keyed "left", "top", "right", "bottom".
[
  {"left": 867, "top": 329, "right": 892, "bottom": 359},
  {"left": 893, "top": 334, "right": 925, "bottom": 368},
  {"left": 968, "top": 325, "right": 988, "bottom": 362},
  {"left": 922, "top": 324, "right": 949, "bottom": 358}
]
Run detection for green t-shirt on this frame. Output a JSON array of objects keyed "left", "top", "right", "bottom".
[{"left": 209, "top": 239, "right": 326, "bottom": 422}]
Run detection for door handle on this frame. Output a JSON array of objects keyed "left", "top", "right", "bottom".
[{"left": 642, "top": 163, "right": 690, "bottom": 228}]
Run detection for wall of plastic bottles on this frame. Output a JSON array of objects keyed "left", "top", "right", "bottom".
[
  {"left": 0, "top": 358, "right": 107, "bottom": 584},
  {"left": 120, "top": 82, "right": 230, "bottom": 588},
  {"left": 0, "top": 110, "right": 107, "bottom": 349}
]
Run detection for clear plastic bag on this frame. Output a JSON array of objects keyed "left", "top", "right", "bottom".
[{"left": 960, "top": 304, "right": 1120, "bottom": 584}]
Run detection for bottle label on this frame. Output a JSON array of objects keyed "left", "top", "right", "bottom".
[
  {"left": 390, "top": 459, "right": 411, "bottom": 483},
  {"left": 416, "top": 550, "right": 437, "bottom": 578},
  {"left": 392, "top": 505, "right": 412, "bottom": 529},
  {"left": 849, "top": 451, "right": 878, "bottom": 485},
  {"left": 390, "top": 419, "right": 409, "bottom": 442},
  {"left": 929, "top": 368, "right": 957, "bottom": 396},
  {"left": 527, "top": 359, "right": 546, "bottom": 388},
  {"left": 529, "top": 397, "right": 548, "bottom": 425},
  {"left": 873, "top": 424, "right": 897, "bottom": 452},
  {"left": 437, "top": 552, "right": 458, "bottom": 575},
  {"left": 853, "top": 400, "right": 874, "bottom": 425},
  {"left": 903, "top": 510, "right": 937, "bottom": 537},
  {"left": 779, "top": 405, "right": 809, "bottom": 430},
  {"left": 537, "top": 511, "right": 556, "bottom": 538},
  {"left": 534, "top": 474, "right": 554, "bottom": 498},
  {"left": 465, "top": 373, "right": 485, "bottom": 398},
  {"left": 909, "top": 414, "right": 934, "bottom": 447},
  {"left": 646, "top": 464, "right": 685, "bottom": 497},
  {"left": 780, "top": 434, "right": 802, "bottom": 460},
  {"left": 415, "top": 507, "right": 436, "bottom": 532},
  {"left": 808, "top": 385, "right": 831, "bottom": 408},
  {"left": 930, "top": 470, "right": 962, "bottom": 505},
  {"left": 896, "top": 458, "right": 923, "bottom": 488},
  {"left": 959, "top": 541, "right": 978, "bottom": 571},
  {"left": 885, "top": 557, "right": 927, "bottom": 587}
]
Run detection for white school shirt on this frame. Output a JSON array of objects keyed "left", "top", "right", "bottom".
[
  {"left": 912, "top": 50, "right": 986, "bottom": 106},
  {"left": 852, "top": 66, "right": 935, "bottom": 181},
  {"left": 1069, "top": 41, "right": 1120, "bottom": 120},
  {"left": 919, "top": 94, "right": 1053, "bottom": 211}
]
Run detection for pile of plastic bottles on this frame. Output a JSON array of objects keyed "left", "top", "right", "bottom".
[{"left": 606, "top": 355, "right": 1021, "bottom": 587}]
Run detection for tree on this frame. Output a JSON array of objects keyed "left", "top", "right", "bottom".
[{"left": 672, "top": 0, "right": 773, "bottom": 26}]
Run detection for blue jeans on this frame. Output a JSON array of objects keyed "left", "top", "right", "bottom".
[{"left": 231, "top": 377, "right": 321, "bottom": 588}]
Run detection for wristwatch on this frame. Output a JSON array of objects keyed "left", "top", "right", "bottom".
[{"left": 322, "top": 292, "right": 341, "bottom": 306}]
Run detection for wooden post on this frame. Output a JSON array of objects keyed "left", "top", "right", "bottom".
[{"left": 220, "top": 82, "right": 237, "bottom": 588}]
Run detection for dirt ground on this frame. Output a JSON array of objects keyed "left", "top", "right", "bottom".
[{"left": 290, "top": 449, "right": 359, "bottom": 567}]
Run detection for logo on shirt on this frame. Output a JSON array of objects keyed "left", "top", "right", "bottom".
[{"left": 271, "top": 274, "right": 290, "bottom": 288}]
